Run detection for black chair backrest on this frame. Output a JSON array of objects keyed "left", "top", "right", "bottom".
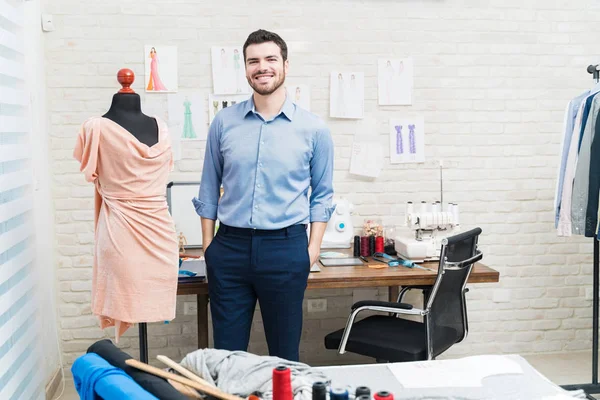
[{"left": 426, "top": 227, "right": 482, "bottom": 358}]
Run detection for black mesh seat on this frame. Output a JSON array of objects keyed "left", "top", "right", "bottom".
[{"left": 324, "top": 227, "right": 483, "bottom": 362}]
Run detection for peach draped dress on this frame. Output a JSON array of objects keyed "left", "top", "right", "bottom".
[{"left": 73, "top": 116, "right": 179, "bottom": 341}]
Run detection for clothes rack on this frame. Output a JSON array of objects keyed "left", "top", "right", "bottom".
[{"left": 560, "top": 65, "right": 600, "bottom": 400}]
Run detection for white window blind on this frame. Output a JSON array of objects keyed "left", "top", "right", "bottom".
[{"left": 0, "top": 1, "right": 43, "bottom": 399}]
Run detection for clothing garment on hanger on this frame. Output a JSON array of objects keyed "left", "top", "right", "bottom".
[
  {"left": 554, "top": 82, "right": 600, "bottom": 229},
  {"left": 73, "top": 116, "right": 178, "bottom": 341}
]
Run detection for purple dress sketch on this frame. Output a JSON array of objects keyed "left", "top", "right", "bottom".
[
  {"left": 408, "top": 124, "right": 416, "bottom": 154},
  {"left": 395, "top": 125, "right": 404, "bottom": 154}
]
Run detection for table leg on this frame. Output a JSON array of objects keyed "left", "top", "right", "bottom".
[
  {"left": 388, "top": 286, "right": 399, "bottom": 302},
  {"left": 197, "top": 294, "right": 209, "bottom": 349}
]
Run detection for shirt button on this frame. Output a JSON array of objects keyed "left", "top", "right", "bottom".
[
  {"left": 257, "top": 184, "right": 262, "bottom": 188},
  {"left": 254, "top": 205, "right": 259, "bottom": 209},
  {"left": 260, "top": 141, "right": 264, "bottom": 145},
  {"left": 259, "top": 162, "right": 263, "bottom": 167}
]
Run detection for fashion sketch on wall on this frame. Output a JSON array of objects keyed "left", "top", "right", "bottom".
[
  {"left": 378, "top": 58, "right": 413, "bottom": 105},
  {"left": 208, "top": 94, "right": 251, "bottom": 123},
  {"left": 211, "top": 46, "right": 251, "bottom": 95},
  {"left": 330, "top": 72, "right": 364, "bottom": 119},
  {"left": 167, "top": 93, "right": 207, "bottom": 141},
  {"left": 389, "top": 116, "right": 425, "bottom": 164},
  {"left": 144, "top": 45, "right": 178, "bottom": 92},
  {"left": 286, "top": 84, "right": 311, "bottom": 111}
]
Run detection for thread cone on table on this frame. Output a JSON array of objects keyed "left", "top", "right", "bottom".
[{"left": 273, "top": 366, "right": 293, "bottom": 400}]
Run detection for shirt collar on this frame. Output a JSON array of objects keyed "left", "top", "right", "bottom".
[{"left": 243, "top": 93, "right": 295, "bottom": 121}]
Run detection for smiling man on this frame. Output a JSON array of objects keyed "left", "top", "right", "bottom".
[{"left": 193, "top": 29, "right": 335, "bottom": 361}]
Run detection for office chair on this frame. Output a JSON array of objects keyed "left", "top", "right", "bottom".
[{"left": 324, "top": 227, "right": 483, "bottom": 362}]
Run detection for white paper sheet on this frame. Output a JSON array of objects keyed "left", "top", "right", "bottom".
[
  {"left": 330, "top": 71, "right": 364, "bottom": 119},
  {"left": 378, "top": 58, "right": 413, "bottom": 105},
  {"left": 388, "top": 355, "right": 524, "bottom": 389},
  {"left": 211, "top": 46, "right": 251, "bottom": 95},
  {"left": 286, "top": 83, "right": 310, "bottom": 111},
  {"left": 389, "top": 116, "right": 425, "bottom": 164},
  {"left": 167, "top": 93, "right": 206, "bottom": 141},
  {"left": 349, "top": 141, "right": 383, "bottom": 178}
]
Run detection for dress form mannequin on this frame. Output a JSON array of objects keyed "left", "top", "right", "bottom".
[{"left": 103, "top": 69, "right": 158, "bottom": 147}]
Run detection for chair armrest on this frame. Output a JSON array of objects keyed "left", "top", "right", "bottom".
[
  {"left": 337, "top": 300, "right": 426, "bottom": 354},
  {"left": 444, "top": 250, "right": 483, "bottom": 270},
  {"left": 351, "top": 300, "right": 413, "bottom": 311}
]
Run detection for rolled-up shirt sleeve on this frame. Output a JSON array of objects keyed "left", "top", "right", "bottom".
[
  {"left": 192, "top": 115, "right": 223, "bottom": 220},
  {"left": 309, "top": 126, "right": 335, "bottom": 222}
]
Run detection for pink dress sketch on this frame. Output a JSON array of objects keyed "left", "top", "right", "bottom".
[{"left": 147, "top": 47, "right": 168, "bottom": 91}]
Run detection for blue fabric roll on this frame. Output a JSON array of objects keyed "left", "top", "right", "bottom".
[{"left": 72, "top": 353, "right": 158, "bottom": 400}]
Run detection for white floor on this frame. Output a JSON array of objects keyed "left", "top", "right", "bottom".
[{"left": 51, "top": 351, "right": 598, "bottom": 400}]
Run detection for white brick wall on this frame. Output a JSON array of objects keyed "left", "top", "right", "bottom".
[{"left": 44, "top": 0, "right": 600, "bottom": 375}]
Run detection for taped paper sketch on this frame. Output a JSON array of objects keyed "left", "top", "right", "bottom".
[
  {"left": 211, "top": 46, "right": 251, "bottom": 95},
  {"left": 167, "top": 93, "right": 206, "bottom": 140},
  {"left": 145, "top": 45, "right": 178, "bottom": 93},
  {"left": 378, "top": 58, "right": 413, "bottom": 105},
  {"left": 330, "top": 72, "right": 364, "bottom": 119},
  {"left": 389, "top": 116, "right": 424, "bottom": 163}
]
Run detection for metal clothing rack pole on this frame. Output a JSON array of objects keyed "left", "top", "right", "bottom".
[{"left": 560, "top": 65, "right": 600, "bottom": 400}]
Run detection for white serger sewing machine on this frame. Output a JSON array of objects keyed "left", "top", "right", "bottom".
[
  {"left": 319, "top": 198, "right": 355, "bottom": 248},
  {"left": 394, "top": 201, "right": 461, "bottom": 262}
]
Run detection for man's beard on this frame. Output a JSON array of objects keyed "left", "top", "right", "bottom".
[{"left": 248, "top": 71, "right": 285, "bottom": 95}]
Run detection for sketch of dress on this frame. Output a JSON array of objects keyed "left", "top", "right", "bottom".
[
  {"left": 212, "top": 101, "right": 219, "bottom": 116},
  {"left": 182, "top": 99, "right": 197, "bottom": 139},
  {"left": 295, "top": 87, "right": 301, "bottom": 103},
  {"left": 395, "top": 125, "right": 404, "bottom": 154},
  {"left": 408, "top": 124, "right": 416, "bottom": 154},
  {"left": 147, "top": 49, "right": 168, "bottom": 91}
]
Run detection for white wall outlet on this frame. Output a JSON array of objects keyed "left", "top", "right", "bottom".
[
  {"left": 184, "top": 302, "right": 197, "bottom": 315},
  {"left": 307, "top": 299, "right": 327, "bottom": 313}
]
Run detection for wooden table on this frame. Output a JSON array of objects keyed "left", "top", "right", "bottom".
[{"left": 178, "top": 249, "right": 499, "bottom": 349}]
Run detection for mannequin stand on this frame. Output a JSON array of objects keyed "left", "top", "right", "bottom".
[{"left": 139, "top": 323, "right": 149, "bottom": 363}]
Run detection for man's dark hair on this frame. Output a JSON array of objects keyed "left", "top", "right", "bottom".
[{"left": 243, "top": 29, "right": 288, "bottom": 62}]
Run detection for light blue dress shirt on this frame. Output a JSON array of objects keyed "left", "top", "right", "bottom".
[{"left": 192, "top": 95, "right": 335, "bottom": 230}]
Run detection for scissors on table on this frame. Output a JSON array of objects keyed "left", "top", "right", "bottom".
[{"left": 372, "top": 252, "right": 436, "bottom": 272}]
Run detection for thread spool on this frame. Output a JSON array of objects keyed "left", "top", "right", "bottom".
[
  {"left": 360, "top": 236, "right": 369, "bottom": 257},
  {"left": 353, "top": 235, "right": 361, "bottom": 257},
  {"left": 355, "top": 386, "right": 371, "bottom": 397},
  {"left": 358, "top": 396, "right": 371, "bottom": 400},
  {"left": 330, "top": 388, "right": 349, "bottom": 400},
  {"left": 375, "top": 236, "right": 384, "bottom": 253},
  {"left": 312, "top": 382, "right": 327, "bottom": 400},
  {"left": 374, "top": 391, "right": 393, "bottom": 400},
  {"left": 273, "top": 366, "right": 293, "bottom": 400},
  {"left": 369, "top": 235, "right": 375, "bottom": 256}
]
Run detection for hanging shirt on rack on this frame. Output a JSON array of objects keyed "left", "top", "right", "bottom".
[
  {"left": 555, "top": 90, "right": 591, "bottom": 228},
  {"left": 557, "top": 101, "right": 586, "bottom": 236},
  {"left": 587, "top": 109, "right": 600, "bottom": 237},
  {"left": 570, "top": 88, "right": 600, "bottom": 235}
]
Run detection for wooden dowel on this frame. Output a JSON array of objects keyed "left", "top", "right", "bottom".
[
  {"left": 125, "top": 359, "right": 244, "bottom": 400},
  {"left": 168, "top": 379, "right": 203, "bottom": 399},
  {"left": 157, "top": 355, "right": 213, "bottom": 387}
]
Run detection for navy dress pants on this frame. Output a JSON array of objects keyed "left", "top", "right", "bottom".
[{"left": 203, "top": 223, "right": 311, "bottom": 362}]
